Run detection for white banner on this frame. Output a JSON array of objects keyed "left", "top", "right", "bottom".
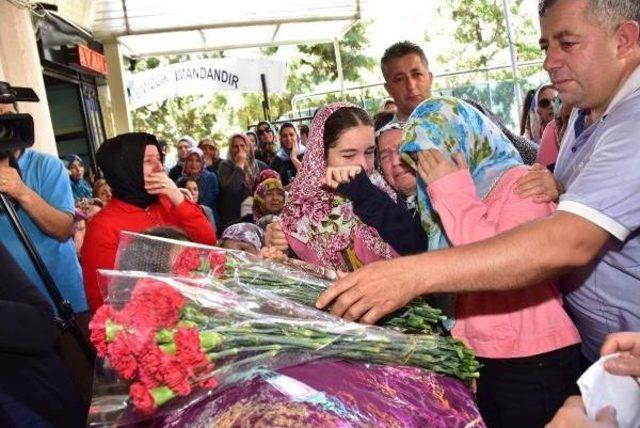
[{"left": 126, "top": 58, "right": 287, "bottom": 109}]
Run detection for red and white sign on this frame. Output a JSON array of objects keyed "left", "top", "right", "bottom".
[{"left": 77, "top": 44, "right": 108, "bottom": 75}]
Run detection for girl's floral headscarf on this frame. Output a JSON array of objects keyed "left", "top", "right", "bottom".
[
  {"left": 282, "top": 102, "right": 396, "bottom": 271},
  {"left": 401, "top": 96, "right": 523, "bottom": 252},
  {"left": 253, "top": 177, "right": 285, "bottom": 220}
]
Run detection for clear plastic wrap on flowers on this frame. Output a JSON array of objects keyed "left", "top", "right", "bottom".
[
  {"left": 88, "top": 270, "right": 480, "bottom": 425},
  {"left": 114, "top": 232, "right": 452, "bottom": 335}
]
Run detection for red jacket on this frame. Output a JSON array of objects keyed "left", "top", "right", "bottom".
[{"left": 81, "top": 196, "right": 216, "bottom": 311}]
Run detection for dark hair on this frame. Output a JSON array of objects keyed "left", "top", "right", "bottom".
[
  {"left": 520, "top": 89, "right": 536, "bottom": 136},
  {"left": 381, "top": 41, "right": 429, "bottom": 79},
  {"left": 373, "top": 111, "right": 395, "bottom": 132},
  {"left": 256, "top": 121, "right": 272, "bottom": 131},
  {"left": 143, "top": 226, "right": 190, "bottom": 241},
  {"left": 175, "top": 176, "right": 198, "bottom": 189},
  {"left": 116, "top": 227, "right": 191, "bottom": 272},
  {"left": 299, "top": 124, "right": 309, "bottom": 136},
  {"left": 323, "top": 107, "right": 373, "bottom": 156},
  {"left": 279, "top": 122, "right": 297, "bottom": 137}
]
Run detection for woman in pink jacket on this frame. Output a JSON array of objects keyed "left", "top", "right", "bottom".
[{"left": 401, "top": 96, "right": 581, "bottom": 428}]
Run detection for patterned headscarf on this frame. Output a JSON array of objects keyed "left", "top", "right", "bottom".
[
  {"left": 252, "top": 169, "right": 281, "bottom": 194},
  {"left": 401, "top": 96, "right": 523, "bottom": 252},
  {"left": 281, "top": 102, "right": 396, "bottom": 271},
  {"left": 253, "top": 177, "right": 285, "bottom": 220},
  {"left": 220, "top": 223, "right": 264, "bottom": 252}
]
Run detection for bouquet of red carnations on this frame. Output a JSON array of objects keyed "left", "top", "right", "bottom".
[{"left": 89, "top": 268, "right": 479, "bottom": 424}]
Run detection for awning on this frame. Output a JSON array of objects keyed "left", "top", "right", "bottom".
[{"left": 90, "top": 0, "right": 361, "bottom": 57}]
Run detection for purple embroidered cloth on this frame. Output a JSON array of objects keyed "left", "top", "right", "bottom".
[{"left": 150, "top": 360, "right": 484, "bottom": 427}]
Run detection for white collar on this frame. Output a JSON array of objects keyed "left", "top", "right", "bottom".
[{"left": 604, "top": 62, "right": 640, "bottom": 116}]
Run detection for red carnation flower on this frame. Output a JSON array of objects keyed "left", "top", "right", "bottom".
[
  {"left": 161, "top": 357, "right": 192, "bottom": 396},
  {"left": 175, "top": 327, "right": 208, "bottom": 370},
  {"left": 172, "top": 248, "right": 204, "bottom": 276},
  {"left": 128, "top": 279, "right": 186, "bottom": 329},
  {"left": 107, "top": 332, "right": 143, "bottom": 380},
  {"left": 129, "top": 382, "right": 156, "bottom": 413},
  {"left": 89, "top": 305, "right": 116, "bottom": 357},
  {"left": 207, "top": 252, "right": 227, "bottom": 278},
  {"left": 137, "top": 343, "right": 166, "bottom": 388}
]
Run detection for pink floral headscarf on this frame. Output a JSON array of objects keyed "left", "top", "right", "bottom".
[{"left": 281, "top": 102, "right": 396, "bottom": 271}]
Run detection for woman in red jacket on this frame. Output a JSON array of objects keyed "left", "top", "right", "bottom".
[{"left": 81, "top": 133, "right": 216, "bottom": 311}]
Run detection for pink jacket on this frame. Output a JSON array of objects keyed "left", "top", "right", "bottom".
[
  {"left": 536, "top": 120, "right": 560, "bottom": 167},
  {"left": 428, "top": 166, "right": 580, "bottom": 358}
]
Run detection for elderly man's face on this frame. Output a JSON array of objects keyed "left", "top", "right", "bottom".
[
  {"left": 383, "top": 53, "right": 433, "bottom": 119},
  {"left": 540, "top": 0, "right": 625, "bottom": 112}
]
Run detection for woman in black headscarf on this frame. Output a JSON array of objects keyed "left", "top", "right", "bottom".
[{"left": 80, "top": 132, "right": 217, "bottom": 311}]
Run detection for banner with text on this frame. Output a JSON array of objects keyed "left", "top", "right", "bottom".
[{"left": 126, "top": 58, "right": 287, "bottom": 109}]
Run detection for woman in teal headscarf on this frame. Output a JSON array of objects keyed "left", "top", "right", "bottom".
[{"left": 401, "top": 96, "right": 581, "bottom": 428}]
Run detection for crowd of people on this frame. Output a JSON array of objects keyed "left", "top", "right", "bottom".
[{"left": 0, "top": 0, "right": 638, "bottom": 426}]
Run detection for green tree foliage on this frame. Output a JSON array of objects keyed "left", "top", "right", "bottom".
[
  {"left": 432, "top": 0, "right": 545, "bottom": 127},
  {"left": 239, "top": 21, "right": 376, "bottom": 127}
]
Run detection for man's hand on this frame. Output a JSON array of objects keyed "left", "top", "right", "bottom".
[
  {"left": 323, "top": 166, "right": 362, "bottom": 189},
  {"left": 601, "top": 332, "right": 640, "bottom": 377},
  {"left": 144, "top": 171, "right": 184, "bottom": 206},
  {"left": 0, "top": 160, "right": 73, "bottom": 240},
  {"left": 315, "top": 257, "right": 419, "bottom": 324},
  {"left": 416, "top": 150, "right": 466, "bottom": 185},
  {"left": 265, "top": 220, "right": 289, "bottom": 252},
  {"left": 546, "top": 396, "right": 618, "bottom": 428},
  {"left": 515, "top": 163, "right": 563, "bottom": 203},
  {"left": 0, "top": 164, "right": 29, "bottom": 201}
]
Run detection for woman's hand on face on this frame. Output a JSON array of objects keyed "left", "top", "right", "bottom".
[
  {"left": 323, "top": 166, "right": 363, "bottom": 189},
  {"left": 416, "top": 150, "right": 467, "bottom": 185},
  {"left": 234, "top": 150, "right": 248, "bottom": 169},
  {"left": 144, "top": 171, "right": 185, "bottom": 206}
]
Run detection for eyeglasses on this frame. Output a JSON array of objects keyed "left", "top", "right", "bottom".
[{"left": 538, "top": 97, "right": 559, "bottom": 109}]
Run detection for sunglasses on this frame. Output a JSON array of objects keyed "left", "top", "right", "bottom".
[
  {"left": 538, "top": 97, "right": 559, "bottom": 109},
  {"left": 257, "top": 129, "right": 272, "bottom": 135}
]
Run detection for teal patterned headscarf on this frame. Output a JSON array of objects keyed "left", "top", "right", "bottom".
[{"left": 400, "top": 96, "right": 523, "bottom": 252}]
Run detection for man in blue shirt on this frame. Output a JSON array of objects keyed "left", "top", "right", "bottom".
[{"left": 0, "top": 103, "right": 87, "bottom": 314}]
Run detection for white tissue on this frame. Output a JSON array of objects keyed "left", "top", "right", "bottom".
[{"left": 578, "top": 353, "right": 640, "bottom": 428}]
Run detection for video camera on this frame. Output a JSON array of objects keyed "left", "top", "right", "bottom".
[{"left": 0, "top": 81, "right": 39, "bottom": 152}]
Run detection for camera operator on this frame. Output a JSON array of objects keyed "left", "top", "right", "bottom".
[
  {"left": 0, "top": 102, "right": 88, "bottom": 314},
  {"left": 0, "top": 102, "right": 92, "bottom": 402},
  {"left": 0, "top": 242, "right": 85, "bottom": 427}
]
